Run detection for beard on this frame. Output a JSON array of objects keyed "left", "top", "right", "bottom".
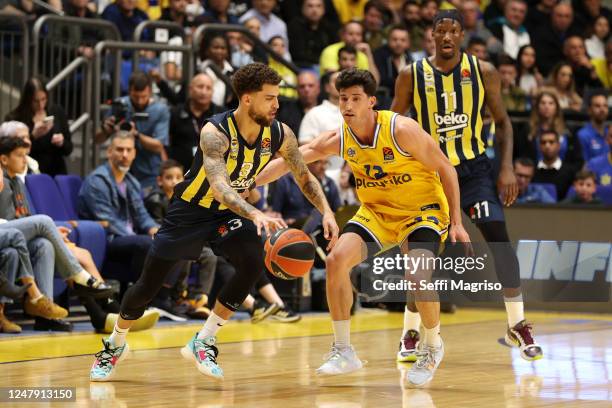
[
  {"left": 248, "top": 105, "right": 273, "bottom": 126},
  {"left": 117, "top": 165, "right": 131, "bottom": 174}
]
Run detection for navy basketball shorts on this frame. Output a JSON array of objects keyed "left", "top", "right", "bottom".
[
  {"left": 150, "top": 198, "right": 259, "bottom": 261},
  {"left": 455, "top": 155, "right": 505, "bottom": 224}
]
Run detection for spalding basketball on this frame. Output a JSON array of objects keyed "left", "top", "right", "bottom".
[{"left": 264, "top": 228, "right": 315, "bottom": 280}]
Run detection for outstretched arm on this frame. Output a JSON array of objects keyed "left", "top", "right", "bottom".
[
  {"left": 277, "top": 124, "right": 339, "bottom": 248},
  {"left": 394, "top": 117, "right": 470, "bottom": 245},
  {"left": 200, "top": 123, "right": 285, "bottom": 235},
  {"left": 255, "top": 129, "right": 340, "bottom": 186},
  {"left": 481, "top": 60, "right": 518, "bottom": 206}
]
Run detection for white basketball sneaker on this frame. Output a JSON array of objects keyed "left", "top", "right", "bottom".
[{"left": 316, "top": 344, "right": 363, "bottom": 376}]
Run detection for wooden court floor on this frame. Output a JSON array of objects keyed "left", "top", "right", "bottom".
[{"left": 1, "top": 308, "right": 611, "bottom": 407}]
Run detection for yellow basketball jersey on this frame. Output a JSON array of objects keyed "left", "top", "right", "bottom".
[
  {"left": 412, "top": 53, "right": 486, "bottom": 165},
  {"left": 340, "top": 110, "right": 449, "bottom": 217}
]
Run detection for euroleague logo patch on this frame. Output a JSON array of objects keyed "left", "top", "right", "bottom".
[
  {"left": 382, "top": 147, "right": 394, "bottom": 161},
  {"left": 461, "top": 68, "right": 472, "bottom": 85},
  {"left": 261, "top": 137, "right": 271, "bottom": 154},
  {"left": 218, "top": 225, "right": 228, "bottom": 237}
]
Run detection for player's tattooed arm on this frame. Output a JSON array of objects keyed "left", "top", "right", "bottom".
[
  {"left": 255, "top": 129, "right": 340, "bottom": 186},
  {"left": 200, "top": 123, "right": 258, "bottom": 219},
  {"left": 278, "top": 124, "right": 333, "bottom": 216},
  {"left": 390, "top": 64, "right": 414, "bottom": 115},
  {"left": 481, "top": 60, "right": 519, "bottom": 206}
]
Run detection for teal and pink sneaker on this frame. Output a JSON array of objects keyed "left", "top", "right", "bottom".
[
  {"left": 180, "top": 333, "right": 224, "bottom": 379},
  {"left": 90, "top": 339, "right": 129, "bottom": 382}
]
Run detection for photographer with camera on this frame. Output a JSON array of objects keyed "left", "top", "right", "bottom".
[{"left": 96, "top": 72, "right": 170, "bottom": 192}]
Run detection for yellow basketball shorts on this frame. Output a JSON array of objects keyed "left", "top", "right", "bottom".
[{"left": 344, "top": 205, "right": 449, "bottom": 255}]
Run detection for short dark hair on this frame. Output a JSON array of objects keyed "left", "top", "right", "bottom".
[
  {"left": 497, "top": 54, "right": 517, "bottom": 68},
  {"left": 232, "top": 62, "right": 282, "bottom": 98},
  {"left": 335, "top": 68, "right": 377, "bottom": 97},
  {"left": 159, "top": 159, "right": 184, "bottom": 176},
  {"left": 388, "top": 24, "right": 409, "bottom": 38},
  {"left": 338, "top": 45, "right": 357, "bottom": 58},
  {"left": 588, "top": 91, "right": 608, "bottom": 107},
  {"left": 129, "top": 71, "right": 152, "bottom": 91},
  {"left": 574, "top": 170, "right": 596, "bottom": 183},
  {"left": 514, "top": 157, "right": 534, "bottom": 168},
  {"left": 467, "top": 37, "right": 486, "bottom": 49},
  {"left": 540, "top": 129, "right": 560, "bottom": 141},
  {"left": 433, "top": 9, "right": 464, "bottom": 30},
  {"left": 0, "top": 136, "right": 29, "bottom": 156}
]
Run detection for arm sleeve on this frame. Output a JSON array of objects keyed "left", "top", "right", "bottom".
[{"left": 152, "top": 104, "right": 170, "bottom": 145}]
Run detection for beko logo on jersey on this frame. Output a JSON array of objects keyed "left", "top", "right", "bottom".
[
  {"left": 231, "top": 178, "right": 254, "bottom": 190},
  {"left": 434, "top": 111, "right": 469, "bottom": 134},
  {"left": 355, "top": 174, "right": 412, "bottom": 189}
]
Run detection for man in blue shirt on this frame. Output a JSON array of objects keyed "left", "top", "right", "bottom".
[
  {"left": 577, "top": 92, "right": 609, "bottom": 162},
  {"left": 98, "top": 72, "right": 170, "bottom": 191},
  {"left": 101, "top": 0, "right": 149, "bottom": 42},
  {"left": 514, "top": 157, "right": 556, "bottom": 204},
  {"left": 79, "top": 130, "right": 159, "bottom": 283},
  {"left": 586, "top": 131, "right": 612, "bottom": 187}
]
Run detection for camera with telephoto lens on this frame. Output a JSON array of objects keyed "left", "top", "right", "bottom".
[{"left": 111, "top": 99, "right": 132, "bottom": 131}]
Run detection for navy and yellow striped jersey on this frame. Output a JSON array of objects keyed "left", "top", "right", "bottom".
[
  {"left": 174, "top": 110, "right": 284, "bottom": 211},
  {"left": 412, "top": 53, "right": 486, "bottom": 166}
]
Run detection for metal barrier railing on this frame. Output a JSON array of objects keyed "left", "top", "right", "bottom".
[
  {"left": 91, "top": 40, "right": 194, "bottom": 170},
  {"left": 133, "top": 20, "right": 185, "bottom": 42},
  {"left": 45, "top": 56, "right": 92, "bottom": 175},
  {"left": 0, "top": 12, "right": 30, "bottom": 121},
  {"left": 191, "top": 24, "right": 300, "bottom": 98}
]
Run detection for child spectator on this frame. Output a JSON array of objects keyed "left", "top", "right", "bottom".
[
  {"left": 145, "top": 159, "right": 184, "bottom": 223},
  {"left": 563, "top": 170, "right": 602, "bottom": 204}
]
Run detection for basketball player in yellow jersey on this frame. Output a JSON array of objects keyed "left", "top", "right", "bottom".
[
  {"left": 391, "top": 9, "right": 542, "bottom": 363},
  {"left": 256, "top": 69, "right": 471, "bottom": 386}
]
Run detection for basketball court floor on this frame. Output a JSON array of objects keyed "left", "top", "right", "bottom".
[{"left": 1, "top": 308, "right": 611, "bottom": 407}]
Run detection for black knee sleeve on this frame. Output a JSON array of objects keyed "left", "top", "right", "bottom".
[
  {"left": 405, "top": 228, "right": 441, "bottom": 254},
  {"left": 477, "top": 221, "right": 520, "bottom": 289},
  {"left": 216, "top": 234, "right": 265, "bottom": 311},
  {"left": 255, "top": 270, "right": 271, "bottom": 290},
  {"left": 120, "top": 253, "right": 179, "bottom": 320}
]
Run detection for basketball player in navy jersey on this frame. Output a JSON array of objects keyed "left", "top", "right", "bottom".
[
  {"left": 90, "top": 63, "right": 339, "bottom": 381},
  {"left": 391, "top": 10, "right": 542, "bottom": 362}
]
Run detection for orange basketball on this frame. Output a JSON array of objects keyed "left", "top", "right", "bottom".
[{"left": 264, "top": 228, "right": 315, "bottom": 280}]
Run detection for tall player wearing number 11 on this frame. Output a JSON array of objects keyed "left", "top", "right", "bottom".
[
  {"left": 89, "top": 63, "right": 339, "bottom": 382},
  {"left": 391, "top": 9, "right": 543, "bottom": 362}
]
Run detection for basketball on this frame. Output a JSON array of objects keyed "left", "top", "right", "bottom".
[{"left": 264, "top": 228, "right": 315, "bottom": 280}]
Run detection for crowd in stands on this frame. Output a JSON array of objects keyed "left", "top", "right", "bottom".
[{"left": 1, "top": 0, "right": 611, "bottom": 332}]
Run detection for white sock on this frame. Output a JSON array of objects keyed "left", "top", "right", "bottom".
[
  {"left": 109, "top": 324, "right": 128, "bottom": 347},
  {"left": 197, "top": 312, "right": 227, "bottom": 339},
  {"left": 403, "top": 306, "right": 421, "bottom": 336},
  {"left": 423, "top": 323, "right": 441, "bottom": 347},
  {"left": 332, "top": 320, "right": 350, "bottom": 349},
  {"left": 504, "top": 295, "right": 525, "bottom": 327},
  {"left": 72, "top": 270, "right": 93, "bottom": 286}
]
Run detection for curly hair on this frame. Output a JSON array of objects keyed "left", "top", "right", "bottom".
[
  {"left": 335, "top": 68, "right": 377, "bottom": 96},
  {"left": 231, "top": 62, "right": 281, "bottom": 98}
]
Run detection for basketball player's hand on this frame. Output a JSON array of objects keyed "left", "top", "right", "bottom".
[
  {"left": 449, "top": 223, "right": 474, "bottom": 257},
  {"left": 252, "top": 211, "right": 287, "bottom": 237},
  {"left": 497, "top": 167, "right": 518, "bottom": 207},
  {"left": 322, "top": 211, "right": 339, "bottom": 250}
]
